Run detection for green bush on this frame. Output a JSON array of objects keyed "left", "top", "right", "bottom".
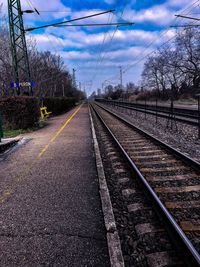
[
  {"left": 0, "top": 96, "right": 40, "bottom": 129},
  {"left": 43, "top": 97, "right": 76, "bottom": 115}
]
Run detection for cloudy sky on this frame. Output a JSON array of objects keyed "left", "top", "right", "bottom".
[{"left": 1, "top": 0, "right": 199, "bottom": 95}]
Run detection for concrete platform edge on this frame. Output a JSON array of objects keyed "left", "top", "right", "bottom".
[
  {"left": 89, "top": 105, "right": 125, "bottom": 267},
  {"left": 0, "top": 137, "right": 21, "bottom": 154}
]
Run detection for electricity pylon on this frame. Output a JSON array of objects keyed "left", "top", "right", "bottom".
[{"left": 8, "top": 0, "right": 32, "bottom": 95}]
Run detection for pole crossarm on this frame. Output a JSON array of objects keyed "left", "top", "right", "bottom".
[
  {"left": 175, "top": 14, "right": 200, "bottom": 21},
  {"left": 25, "top": 9, "right": 115, "bottom": 32},
  {"left": 54, "top": 22, "right": 134, "bottom": 27},
  {"left": 8, "top": 0, "right": 32, "bottom": 95},
  {"left": 171, "top": 25, "right": 200, "bottom": 27}
]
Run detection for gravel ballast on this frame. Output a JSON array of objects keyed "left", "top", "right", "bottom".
[
  {"left": 101, "top": 103, "right": 200, "bottom": 162},
  {"left": 91, "top": 106, "right": 184, "bottom": 266}
]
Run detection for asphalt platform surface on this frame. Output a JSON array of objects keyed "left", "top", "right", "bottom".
[{"left": 0, "top": 104, "right": 109, "bottom": 266}]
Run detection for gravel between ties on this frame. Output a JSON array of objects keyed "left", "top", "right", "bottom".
[
  {"left": 93, "top": 103, "right": 200, "bottom": 255},
  {"left": 91, "top": 107, "right": 184, "bottom": 267},
  {"left": 101, "top": 103, "right": 200, "bottom": 162}
]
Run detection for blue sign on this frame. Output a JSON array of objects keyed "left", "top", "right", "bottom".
[
  {"left": 30, "top": 81, "right": 35, "bottom": 87},
  {"left": 10, "top": 82, "right": 19, "bottom": 88},
  {"left": 10, "top": 81, "right": 35, "bottom": 88}
]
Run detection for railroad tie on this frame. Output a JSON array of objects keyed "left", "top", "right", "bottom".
[
  {"left": 146, "top": 251, "right": 183, "bottom": 267},
  {"left": 122, "top": 188, "right": 136, "bottom": 198},
  {"left": 155, "top": 185, "right": 200, "bottom": 194},
  {"left": 127, "top": 203, "right": 150, "bottom": 213},
  {"left": 135, "top": 223, "right": 164, "bottom": 236}
]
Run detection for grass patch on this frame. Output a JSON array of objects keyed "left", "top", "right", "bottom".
[
  {"left": 175, "top": 98, "right": 197, "bottom": 105},
  {"left": 3, "top": 128, "right": 27, "bottom": 138},
  {"left": 2, "top": 120, "right": 48, "bottom": 138}
]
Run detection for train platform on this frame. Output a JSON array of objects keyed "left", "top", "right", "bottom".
[{"left": 0, "top": 104, "right": 110, "bottom": 266}]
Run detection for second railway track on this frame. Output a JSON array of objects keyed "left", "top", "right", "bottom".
[
  {"left": 90, "top": 102, "right": 200, "bottom": 266},
  {"left": 96, "top": 99, "right": 200, "bottom": 126}
]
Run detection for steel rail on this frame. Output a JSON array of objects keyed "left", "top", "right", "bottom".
[
  {"left": 90, "top": 102, "right": 200, "bottom": 266},
  {"left": 115, "top": 104, "right": 198, "bottom": 125},
  {"left": 123, "top": 103, "right": 198, "bottom": 118},
  {"left": 95, "top": 102, "right": 200, "bottom": 171},
  {"left": 97, "top": 99, "right": 198, "bottom": 115},
  {"left": 96, "top": 99, "right": 199, "bottom": 125}
]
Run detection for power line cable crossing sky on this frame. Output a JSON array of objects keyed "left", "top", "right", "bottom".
[{"left": 0, "top": 0, "right": 199, "bottom": 95}]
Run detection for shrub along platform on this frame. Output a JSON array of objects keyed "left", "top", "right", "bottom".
[
  {"left": 0, "top": 96, "right": 39, "bottom": 130},
  {"left": 0, "top": 96, "right": 76, "bottom": 131},
  {"left": 43, "top": 97, "right": 75, "bottom": 115}
]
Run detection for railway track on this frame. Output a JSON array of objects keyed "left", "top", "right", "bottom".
[
  {"left": 90, "top": 102, "right": 200, "bottom": 266},
  {"left": 96, "top": 99, "right": 199, "bottom": 126}
]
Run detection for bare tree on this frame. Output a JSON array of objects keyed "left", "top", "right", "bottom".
[
  {"left": 0, "top": 5, "right": 77, "bottom": 99},
  {"left": 175, "top": 27, "right": 200, "bottom": 92},
  {"left": 0, "top": 12, "right": 12, "bottom": 96},
  {"left": 142, "top": 27, "right": 200, "bottom": 99},
  {"left": 142, "top": 54, "right": 167, "bottom": 95}
]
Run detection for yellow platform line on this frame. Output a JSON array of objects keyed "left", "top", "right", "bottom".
[
  {"left": 0, "top": 105, "right": 82, "bottom": 204},
  {"left": 38, "top": 105, "right": 82, "bottom": 158}
]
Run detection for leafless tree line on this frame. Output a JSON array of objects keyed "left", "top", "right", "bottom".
[
  {"left": 0, "top": 11, "right": 84, "bottom": 100},
  {"left": 141, "top": 27, "right": 200, "bottom": 99},
  {"left": 100, "top": 28, "right": 200, "bottom": 101}
]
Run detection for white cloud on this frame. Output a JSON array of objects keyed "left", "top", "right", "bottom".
[
  {"left": 59, "top": 50, "right": 91, "bottom": 60},
  {"left": 167, "top": 0, "right": 191, "bottom": 8},
  {"left": 0, "top": 0, "right": 71, "bottom": 20},
  {"left": 28, "top": 33, "right": 80, "bottom": 51},
  {"left": 45, "top": 26, "right": 162, "bottom": 49},
  {"left": 124, "top": 5, "right": 174, "bottom": 26},
  {"left": 0, "top": 0, "right": 186, "bottom": 93}
]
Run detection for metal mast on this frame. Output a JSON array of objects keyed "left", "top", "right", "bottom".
[
  {"left": 72, "top": 68, "right": 77, "bottom": 89},
  {"left": 8, "top": 0, "right": 32, "bottom": 95},
  {"left": 119, "top": 66, "right": 123, "bottom": 90}
]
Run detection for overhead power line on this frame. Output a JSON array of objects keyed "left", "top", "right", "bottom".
[
  {"left": 89, "top": 1, "right": 131, "bottom": 92},
  {"left": 175, "top": 14, "right": 200, "bottom": 21},
  {"left": 102, "top": 0, "right": 200, "bottom": 84},
  {"left": 171, "top": 24, "right": 200, "bottom": 27},
  {"left": 173, "top": 14, "right": 200, "bottom": 27},
  {"left": 26, "top": 0, "right": 75, "bottom": 69},
  {"left": 25, "top": 10, "right": 115, "bottom": 31},
  {"left": 55, "top": 22, "right": 133, "bottom": 27},
  {"left": 86, "top": 12, "right": 115, "bottom": 92}
]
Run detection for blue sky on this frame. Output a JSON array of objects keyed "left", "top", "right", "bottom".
[{"left": 1, "top": 0, "right": 199, "bottom": 95}]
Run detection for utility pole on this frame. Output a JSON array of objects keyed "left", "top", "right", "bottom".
[
  {"left": 102, "top": 82, "right": 105, "bottom": 94},
  {"left": 119, "top": 66, "right": 123, "bottom": 90},
  {"left": 119, "top": 66, "right": 124, "bottom": 102},
  {"left": 166, "top": 84, "right": 178, "bottom": 131},
  {"left": 8, "top": 0, "right": 32, "bottom": 95},
  {"left": 62, "top": 81, "right": 65, "bottom": 97},
  {"left": 72, "top": 68, "right": 76, "bottom": 89}
]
